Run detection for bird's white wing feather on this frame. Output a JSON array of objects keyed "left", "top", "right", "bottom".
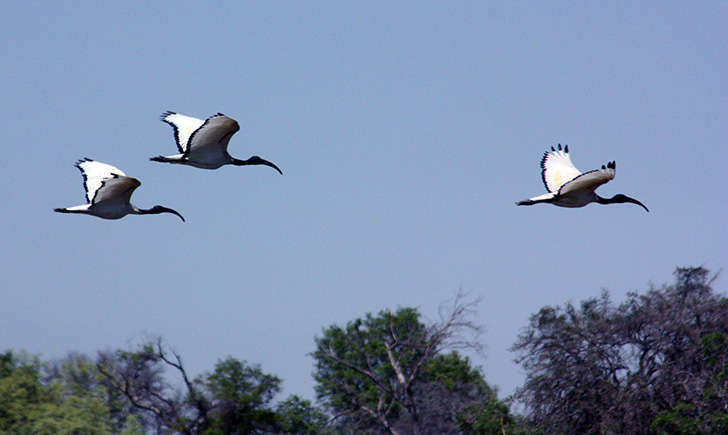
[
  {"left": 186, "top": 113, "right": 240, "bottom": 154},
  {"left": 161, "top": 112, "right": 206, "bottom": 153},
  {"left": 75, "top": 159, "right": 127, "bottom": 203},
  {"left": 92, "top": 176, "right": 141, "bottom": 204},
  {"left": 558, "top": 162, "right": 615, "bottom": 196},
  {"left": 541, "top": 145, "right": 582, "bottom": 193}
]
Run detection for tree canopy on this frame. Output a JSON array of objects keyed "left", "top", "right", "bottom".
[
  {"left": 0, "top": 351, "right": 113, "bottom": 434},
  {"left": 311, "top": 295, "right": 516, "bottom": 434},
  {"left": 2, "top": 266, "right": 724, "bottom": 433},
  {"left": 512, "top": 267, "right": 728, "bottom": 434}
]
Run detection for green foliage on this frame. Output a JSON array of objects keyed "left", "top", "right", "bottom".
[
  {"left": 96, "top": 339, "right": 329, "bottom": 433},
  {"left": 202, "top": 357, "right": 282, "bottom": 434},
  {"left": 651, "top": 403, "right": 704, "bottom": 434},
  {"left": 312, "top": 307, "right": 427, "bottom": 426},
  {"left": 1, "top": 342, "right": 331, "bottom": 433},
  {"left": 312, "top": 305, "right": 517, "bottom": 433},
  {"left": 275, "top": 394, "right": 329, "bottom": 433},
  {"left": 456, "top": 400, "right": 518, "bottom": 434},
  {"left": 0, "top": 350, "right": 112, "bottom": 434},
  {"left": 426, "top": 353, "right": 529, "bottom": 434},
  {"left": 0, "top": 351, "right": 44, "bottom": 432},
  {"left": 425, "top": 351, "right": 491, "bottom": 395},
  {"left": 650, "top": 332, "right": 728, "bottom": 434}
]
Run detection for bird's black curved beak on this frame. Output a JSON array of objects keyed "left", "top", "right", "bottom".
[
  {"left": 630, "top": 198, "right": 649, "bottom": 213},
  {"left": 168, "top": 208, "right": 186, "bottom": 222},
  {"left": 157, "top": 206, "right": 186, "bottom": 222},
  {"left": 233, "top": 156, "right": 283, "bottom": 174},
  {"left": 622, "top": 195, "right": 649, "bottom": 212},
  {"left": 260, "top": 158, "right": 283, "bottom": 175}
]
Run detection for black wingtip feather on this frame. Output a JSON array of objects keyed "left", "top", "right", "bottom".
[
  {"left": 160, "top": 111, "right": 176, "bottom": 121},
  {"left": 160, "top": 112, "right": 185, "bottom": 154},
  {"left": 565, "top": 145, "right": 569, "bottom": 153},
  {"left": 72, "top": 158, "right": 93, "bottom": 204},
  {"left": 74, "top": 157, "right": 92, "bottom": 168},
  {"left": 540, "top": 151, "right": 550, "bottom": 169}
]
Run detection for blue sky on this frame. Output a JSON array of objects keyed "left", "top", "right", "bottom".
[{"left": 1, "top": 2, "right": 726, "bottom": 402}]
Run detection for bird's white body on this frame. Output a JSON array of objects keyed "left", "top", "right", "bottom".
[
  {"left": 55, "top": 159, "right": 184, "bottom": 221},
  {"left": 63, "top": 200, "right": 137, "bottom": 220},
  {"left": 523, "top": 191, "right": 597, "bottom": 208},
  {"left": 517, "top": 145, "right": 648, "bottom": 212},
  {"left": 152, "top": 112, "right": 282, "bottom": 173},
  {"left": 155, "top": 152, "right": 229, "bottom": 170}
]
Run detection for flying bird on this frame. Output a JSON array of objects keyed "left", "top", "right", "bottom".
[
  {"left": 516, "top": 144, "right": 648, "bottom": 212},
  {"left": 54, "top": 159, "right": 185, "bottom": 221},
  {"left": 151, "top": 111, "right": 283, "bottom": 173}
]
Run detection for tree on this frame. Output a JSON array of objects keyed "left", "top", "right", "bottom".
[
  {"left": 312, "top": 293, "right": 514, "bottom": 434},
  {"left": 0, "top": 350, "right": 113, "bottom": 434},
  {"left": 202, "top": 357, "right": 281, "bottom": 434},
  {"left": 97, "top": 338, "right": 208, "bottom": 433},
  {"left": 96, "top": 337, "right": 285, "bottom": 434},
  {"left": 2, "top": 341, "right": 328, "bottom": 433},
  {"left": 511, "top": 267, "right": 728, "bottom": 434},
  {"left": 44, "top": 352, "right": 143, "bottom": 433},
  {"left": 275, "top": 395, "right": 329, "bottom": 433},
  {"left": 650, "top": 332, "right": 728, "bottom": 434}
]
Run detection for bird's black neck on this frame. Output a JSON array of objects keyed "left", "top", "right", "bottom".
[
  {"left": 231, "top": 157, "right": 253, "bottom": 166},
  {"left": 596, "top": 193, "right": 649, "bottom": 212}
]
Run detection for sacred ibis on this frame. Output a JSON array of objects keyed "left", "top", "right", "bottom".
[
  {"left": 151, "top": 111, "right": 283, "bottom": 173},
  {"left": 516, "top": 144, "right": 648, "bottom": 212},
  {"left": 54, "top": 159, "right": 185, "bottom": 221}
]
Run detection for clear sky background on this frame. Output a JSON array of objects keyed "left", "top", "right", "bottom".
[{"left": 1, "top": 2, "right": 726, "bottom": 402}]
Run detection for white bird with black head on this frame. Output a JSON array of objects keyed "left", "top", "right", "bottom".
[
  {"left": 151, "top": 111, "right": 283, "bottom": 174},
  {"left": 516, "top": 144, "right": 649, "bottom": 212},
  {"left": 54, "top": 159, "right": 185, "bottom": 221}
]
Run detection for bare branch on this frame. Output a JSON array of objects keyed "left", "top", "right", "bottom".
[
  {"left": 383, "top": 310, "right": 410, "bottom": 387},
  {"left": 97, "top": 361, "right": 165, "bottom": 419},
  {"left": 154, "top": 339, "right": 208, "bottom": 420}
]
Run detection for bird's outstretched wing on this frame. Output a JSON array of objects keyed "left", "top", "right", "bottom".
[
  {"left": 75, "top": 159, "right": 128, "bottom": 204},
  {"left": 541, "top": 144, "right": 582, "bottom": 193},
  {"left": 186, "top": 113, "right": 240, "bottom": 154},
  {"left": 93, "top": 176, "right": 142, "bottom": 204},
  {"left": 558, "top": 161, "right": 615, "bottom": 196},
  {"left": 161, "top": 112, "right": 206, "bottom": 153}
]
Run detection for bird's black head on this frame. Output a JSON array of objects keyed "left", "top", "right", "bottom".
[
  {"left": 233, "top": 156, "right": 283, "bottom": 175},
  {"left": 607, "top": 194, "right": 649, "bottom": 212},
  {"left": 145, "top": 205, "right": 186, "bottom": 222}
]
